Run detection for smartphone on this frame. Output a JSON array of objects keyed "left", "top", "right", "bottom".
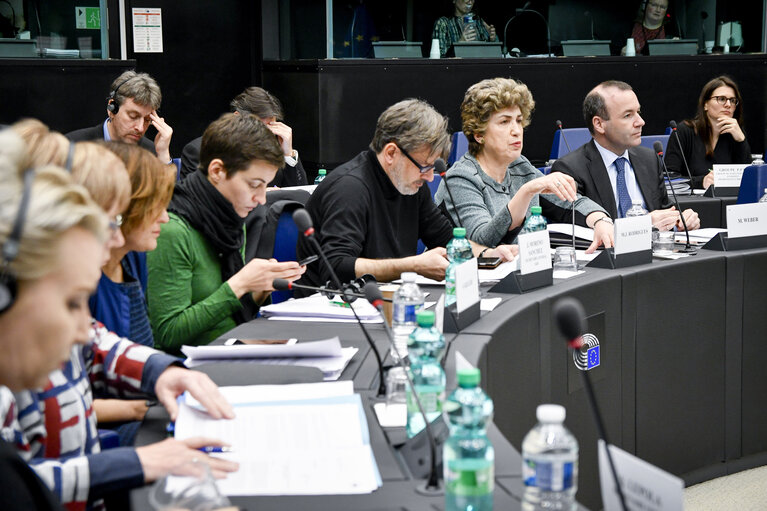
[
  {"left": 477, "top": 256, "right": 502, "bottom": 269},
  {"left": 298, "top": 254, "right": 318, "bottom": 266}
]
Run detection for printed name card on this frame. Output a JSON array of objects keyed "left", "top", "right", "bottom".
[
  {"left": 455, "top": 257, "right": 479, "bottom": 314},
  {"left": 517, "top": 230, "right": 551, "bottom": 275},
  {"left": 613, "top": 215, "right": 652, "bottom": 255},
  {"left": 713, "top": 164, "right": 749, "bottom": 188},
  {"left": 726, "top": 203, "right": 767, "bottom": 239}
]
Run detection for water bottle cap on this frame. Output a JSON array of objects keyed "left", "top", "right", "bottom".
[
  {"left": 536, "top": 404, "right": 566, "bottom": 423},
  {"left": 457, "top": 368, "right": 481, "bottom": 387},
  {"left": 453, "top": 227, "right": 466, "bottom": 237},
  {"left": 401, "top": 272, "right": 417, "bottom": 282},
  {"left": 318, "top": 168, "right": 327, "bottom": 175},
  {"left": 631, "top": 200, "right": 642, "bottom": 206},
  {"left": 531, "top": 206, "right": 542, "bottom": 215},
  {"left": 416, "top": 309, "right": 435, "bottom": 326}
]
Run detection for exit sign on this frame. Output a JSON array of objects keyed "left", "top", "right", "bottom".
[{"left": 75, "top": 7, "right": 101, "bottom": 30}]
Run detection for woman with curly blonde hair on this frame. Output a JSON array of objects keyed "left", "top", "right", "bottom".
[{"left": 436, "top": 77, "right": 614, "bottom": 252}]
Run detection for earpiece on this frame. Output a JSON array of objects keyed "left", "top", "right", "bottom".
[{"left": 0, "top": 168, "right": 35, "bottom": 314}]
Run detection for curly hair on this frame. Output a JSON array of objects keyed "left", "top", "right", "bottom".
[{"left": 461, "top": 78, "right": 535, "bottom": 157}]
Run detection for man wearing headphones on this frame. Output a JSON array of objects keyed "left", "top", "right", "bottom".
[{"left": 66, "top": 71, "right": 174, "bottom": 163}]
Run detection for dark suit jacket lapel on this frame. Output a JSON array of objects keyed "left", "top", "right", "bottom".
[
  {"left": 628, "top": 148, "right": 660, "bottom": 211},
  {"left": 585, "top": 141, "right": 619, "bottom": 218}
]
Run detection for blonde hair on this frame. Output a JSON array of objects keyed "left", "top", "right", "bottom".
[
  {"left": 11, "top": 119, "right": 131, "bottom": 213},
  {"left": 102, "top": 141, "right": 175, "bottom": 234},
  {"left": 461, "top": 78, "right": 536, "bottom": 156},
  {"left": 0, "top": 129, "right": 108, "bottom": 281}
]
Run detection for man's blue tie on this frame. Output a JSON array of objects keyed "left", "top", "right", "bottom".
[{"left": 614, "top": 157, "right": 632, "bottom": 218}]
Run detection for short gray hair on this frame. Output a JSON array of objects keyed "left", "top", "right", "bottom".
[
  {"left": 370, "top": 99, "right": 451, "bottom": 159},
  {"left": 583, "top": 80, "right": 633, "bottom": 135},
  {"left": 110, "top": 70, "right": 162, "bottom": 110}
]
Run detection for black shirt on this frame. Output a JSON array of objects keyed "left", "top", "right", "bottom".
[
  {"left": 297, "top": 150, "right": 454, "bottom": 287},
  {"left": 664, "top": 122, "right": 751, "bottom": 189},
  {"left": 0, "top": 439, "right": 63, "bottom": 510}
]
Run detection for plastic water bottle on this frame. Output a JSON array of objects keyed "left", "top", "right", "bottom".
[
  {"left": 314, "top": 168, "right": 327, "bottom": 185},
  {"left": 391, "top": 272, "right": 424, "bottom": 362},
  {"left": 522, "top": 404, "right": 579, "bottom": 511},
  {"left": 521, "top": 206, "right": 547, "bottom": 234},
  {"left": 406, "top": 310, "right": 445, "bottom": 438},
  {"left": 445, "top": 227, "right": 473, "bottom": 306},
  {"left": 625, "top": 200, "right": 647, "bottom": 217},
  {"left": 759, "top": 188, "right": 767, "bottom": 203},
  {"left": 444, "top": 368, "right": 495, "bottom": 511}
]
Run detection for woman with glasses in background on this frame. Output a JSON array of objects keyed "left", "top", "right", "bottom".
[{"left": 664, "top": 76, "right": 751, "bottom": 190}]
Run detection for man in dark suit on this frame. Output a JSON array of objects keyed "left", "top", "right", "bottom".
[
  {"left": 552, "top": 80, "right": 699, "bottom": 231},
  {"left": 66, "top": 71, "right": 173, "bottom": 163},
  {"left": 179, "top": 87, "right": 307, "bottom": 187}
]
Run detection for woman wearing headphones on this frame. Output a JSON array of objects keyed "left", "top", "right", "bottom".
[{"left": 623, "top": 0, "right": 676, "bottom": 55}]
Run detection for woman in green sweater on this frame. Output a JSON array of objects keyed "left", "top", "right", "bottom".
[{"left": 147, "top": 113, "right": 305, "bottom": 354}]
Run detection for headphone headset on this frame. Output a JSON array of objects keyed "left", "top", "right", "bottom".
[
  {"left": 106, "top": 77, "right": 132, "bottom": 116},
  {"left": 0, "top": 168, "right": 35, "bottom": 314}
]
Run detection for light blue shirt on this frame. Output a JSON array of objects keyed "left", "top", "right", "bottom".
[
  {"left": 593, "top": 140, "right": 648, "bottom": 212},
  {"left": 102, "top": 119, "right": 112, "bottom": 141}
]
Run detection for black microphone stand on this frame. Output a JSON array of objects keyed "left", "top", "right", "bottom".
[
  {"left": 669, "top": 120, "right": 695, "bottom": 188},
  {"left": 654, "top": 142, "right": 697, "bottom": 254},
  {"left": 556, "top": 120, "right": 573, "bottom": 153}
]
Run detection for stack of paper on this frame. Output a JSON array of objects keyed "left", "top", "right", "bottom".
[
  {"left": 175, "top": 381, "right": 382, "bottom": 495},
  {"left": 181, "top": 337, "right": 357, "bottom": 381},
  {"left": 664, "top": 176, "right": 692, "bottom": 196},
  {"left": 547, "top": 223, "right": 595, "bottom": 250},
  {"left": 260, "top": 293, "right": 383, "bottom": 323}
]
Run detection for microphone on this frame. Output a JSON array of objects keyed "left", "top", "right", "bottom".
[
  {"left": 436, "top": 158, "right": 464, "bottom": 228},
  {"left": 555, "top": 120, "right": 572, "bottom": 153},
  {"left": 583, "top": 11, "right": 595, "bottom": 40},
  {"left": 365, "top": 283, "right": 442, "bottom": 494},
  {"left": 553, "top": 298, "right": 628, "bottom": 511},
  {"left": 294, "top": 208, "right": 387, "bottom": 396},
  {"left": 272, "top": 278, "right": 392, "bottom": 302},
  {"left": 503, "top": 1, "right": 551, "bottom": 57},
  {"left": 654, "top": 141, "right": 696, "bottom": 253},
  {"left": 668, "top": 120, "right": 694, "bottom": 186}
]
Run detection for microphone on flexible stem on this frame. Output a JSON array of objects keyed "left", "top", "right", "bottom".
[
  {"left": 272, "top": 278, "right": 391, "bottom": 302},
  {"left": 293, "top": 208, "right": 387, "bottom": 396},
  {"left": 436, "top": 158, "right": 464, "bottom": 228},
  {"left": 555, "top": 120, "right": 572, "bottom": 153},
  {"left": 583, "top": 11, "right": 595, "bottom": 40},
  {"left": 365, "top": 283, "right": 442, "bottom": 495},
  {"left": 653, "top": 141, "right": 696, "bottom": 254},
  {"left": 668, "top": 121, "right": 695, "bottom": 187},
  {"left": 553, "top": 298, "right": 628, "bottom": 511}
]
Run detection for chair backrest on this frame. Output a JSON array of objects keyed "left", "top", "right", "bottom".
[
  {"left": 549, "top": 128, "right": 591, "bottom": 159},
  {"left": 448, "top": 132, "right": 469, "bottom": 166},
  {"left": 736, "top": 165, "right": 767, "bottom": 204},
  {"left": 639, "top": 134, "right": 669, "bottom": 153}
]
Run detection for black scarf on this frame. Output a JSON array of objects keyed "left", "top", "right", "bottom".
[{"left": 169, "top": 171, "right": 259, "bottom": 323}]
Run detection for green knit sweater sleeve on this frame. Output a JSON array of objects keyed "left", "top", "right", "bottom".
[{"left": 146, "top": 214, "right": 242, "bottom": 353}]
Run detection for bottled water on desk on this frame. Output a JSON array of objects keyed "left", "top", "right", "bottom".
[
  {"left": 444, "top": 368, "right": 495, "bottom": 511},
  {"left": 391, "top": 272, "right": 424, "bottom": 362},
  {"left": 759, "top": 188, "right": 767, "bottom": 203},
  {"left": 314, "top": 168, "right": 327, "bottom": 185},
  {"left": 406, "top": 311, "right": 445, "bottom": 438},
  {"left": 445, "top": 227, "right": 473, "bottom": 306},
  {"left": 522, "top": 404, "right": 579, "bottom": 511},
  {"left": 521, "top": 206, "right": 547, "bottom": 234},
  {"left": 625, "top": 200, "right": 647, "bottom": 217}
]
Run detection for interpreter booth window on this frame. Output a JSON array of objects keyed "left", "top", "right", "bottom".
[
  {"left": 280, "top": 0, "right": 764, "bottom": 59},
  {"left": 0, "top": 1, "right": 108, "bottom": 59}
]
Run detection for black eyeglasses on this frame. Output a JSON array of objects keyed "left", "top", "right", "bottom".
[
  {"left": 397, "top": 145, "right": 436, "bottom": 174},
  {"left": 710, "top": 96, "right": 739, "bottom": 106}
]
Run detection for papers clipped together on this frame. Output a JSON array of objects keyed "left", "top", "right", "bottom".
[
  {"left": 260, "top": 293, "right": 383, "bottom": 323},
  {"left": 176, "top": 381, "right": 382, "bottom": 496},
  {"left": 182, "top": 337, "right": 357, "bottom": 381}
]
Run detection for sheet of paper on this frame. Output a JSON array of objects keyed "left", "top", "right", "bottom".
[
  {"left": 260, "top": 293, "right": 382, "bottom": 321},
  {"left": 184, "top": 381, "right": 354, "bottom": 409},
  {"left": 266, "top": 315, "right": 383, "bottom": 324},
  {"left": 480, "top": 297, "right": 503, "bottom": 311},
  {"left": 373, "top": 402, "right": 406, "bottom": 428},
  {"left": 518, "top": 230, "right": 552, "bottom": 275},
  {"left": 182, "top": 337, "right": 343, "bottom": 362},
  {"left": 547, "top": 223, "right": 595, "bottom": 241},
  {"left": 552, "top": 269, "right": 585, "bottom": 279},
  {"left": 614, "top": 215, "right": 652, "bottom": 255},
  {"left": 455, "top": 257, "right": 479, "bottom": 313},
  {"left": 479, "top": 260, "right": 518, "bottom": 281}
]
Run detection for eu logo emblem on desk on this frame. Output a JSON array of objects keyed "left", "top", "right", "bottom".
[
  {"left": 587, "top": 345, "right": 600, "bottom": 370},
  {"left": 573, "top": 333, "right": 600, "bottom": 371}
]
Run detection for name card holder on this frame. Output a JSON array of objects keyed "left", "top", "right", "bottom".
[
  {"left": 443, "top": 301, "right": 481, "bottom": 333},
  {"left": 489, "top": 267, "right": 553, "bottom": 294},
  {"left": 587, "top": 247, "right": 652, "bottom": 269},
  {"left": 703, "top": 185, "right": 740, "bottom": 198},
  {"left": 702, "top": 233, "right": 767, "bottom": 251}
]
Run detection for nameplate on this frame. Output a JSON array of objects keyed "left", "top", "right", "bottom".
[
  {"left": 455, "top": 257, "right": 479, "bottom": 314},
  {"left": 713, "top": 164, "right": 748, "bottom": 188},
  {"left": 517, "top": 230, "right": 551, "bottom": 275},
  {"left": 613, "top": 215, "right": 652, "bottom": 255},
  {"left": 598, "top": 440, "right": 683, "bottom": 511},
  {"left": 726, "top": 203, "right": 767, "bottom": 239}
]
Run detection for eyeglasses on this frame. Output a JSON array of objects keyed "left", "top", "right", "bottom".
[
  {"left": 710, "top": 96, "right": 739, "bottom": 106},
  {"left": 397, "top": 145, "right": 436, "bottom": 174},
  {"left": 109, "top": 214, "right": 123, "bottom": 232}
]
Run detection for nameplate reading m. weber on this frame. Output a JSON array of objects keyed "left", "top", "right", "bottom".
[
  {"left": 455, "top": 257, "right": 480, "bottom": 314},
  {"left": 726, "top": 203, "right": 767, "bottom": 238},
  {"left": 613, "top": 215, "right": 651, "bottom": 255},
  {"left": 714, "top": 164, "right": 749, "bottom": 188},
  {"left": 518, "top": 230, "right": 551, "bottom": 275}
]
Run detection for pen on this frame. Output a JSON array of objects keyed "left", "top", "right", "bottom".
[{"left": 197, "top": 446, "right": 234, "bottom": 454}]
